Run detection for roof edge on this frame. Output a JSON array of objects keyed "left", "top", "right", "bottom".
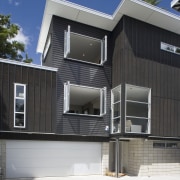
[{"left": 0, "top": 58, "right": 58, "bottom": 72}]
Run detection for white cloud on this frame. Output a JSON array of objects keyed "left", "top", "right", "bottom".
[
  {"left": 15, "top": 2, "right": 20, "bottom": 6},
  {"left": 10, "top": 27, "right": 30, "bottom": 49},
  {"left": 8, "top": 0, "right": 20, "bottom": 6}
]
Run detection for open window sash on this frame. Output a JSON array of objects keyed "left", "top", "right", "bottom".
[
  {"left": 100, "top": 87, "right": 107, "bottom": 116},
  {"left": 101, "top": 35, "right": 107, "bottom": 65},
  {"left": 64, "top": 25, "right": 70, "bottom": 58},
  {"left": 64, "top": 81, "right": 70, "bottom": 113}
]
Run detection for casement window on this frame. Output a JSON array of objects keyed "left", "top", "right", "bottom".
[
  {"left": 42, "top": 34, "right": 51, "bottom": 59},
  {"left": 111, "top": 85, "right": 121, "bottom": 134},
  {"left": 161, "top": 42, "right": 180, "bottom": 55},
  {"left": 14, "top": 83, "right": 26, "bottom": 128},
  {"left": 64, "top": 25, "right": 107, "bottom": 65},
  {"left": 125, "top": 84, "right": 151, "bottom": 134},
  {"left": 64, "top": 82, "right": 106, "bottom": 116}
]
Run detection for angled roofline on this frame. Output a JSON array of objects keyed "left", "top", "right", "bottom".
[
  {"left": 37, "top": 0, "right": 180, "bottom": 53},
  {"left": 0, "top": 58, "right": 58, "bottom": 72},
  {"left": 171, "top": 0, "right": 180, "bottom": 11}
]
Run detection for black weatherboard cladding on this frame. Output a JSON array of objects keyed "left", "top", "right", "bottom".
[
  {"left": 43, "top": 15, "right": 112, "bottom": 137},
  {"left": 0, "top": 62, "right": 56, "bottom": 133},
  {"left": 111, "top": 16, "right": 180, "bottom": 138}
]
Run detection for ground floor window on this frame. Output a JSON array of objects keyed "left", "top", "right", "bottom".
[
  {"left": 153, "top": 142, "right": 179, "bottom": 149},
  {"left": 64, "top": 82, "right": 106, "bottom": 116}
]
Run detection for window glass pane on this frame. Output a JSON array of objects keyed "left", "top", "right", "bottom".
[
  {"left": 166, "top": 143, "right": 178, "bottom": 149},
  {"left": 153, "top": 143, "right": 165, "bottom": 148},
  {"left": 15, "top": 113, "right": 24, "bottom": 127},
  {"left": 111, "top": 85, "right": 121, "bottom": 134},
  {"left": 67, "top": 33, "right": 101, "bottom": 64},
  {"left": 113, "top": 102, "right": 121, "bottom": 118},
  {"left": 112, "top": 118, "right": 121, "bottom": 133},
  {"left": 161, "top": 43, "right": 174, "bottom": 52},
  {"left": 112, "top": 87, "right": 121, "bottom": 102},
  {"left": 16, "top": 85, "right": 24, "bottom": 98},
  {"left": 43, "top": 34, "right": 51, "bottom": 59},
  {"left": 126, "top": 85, "right": 149, "bottom": 102},
  {"left": 69, "top": 85, "right": 101, "bottom": 115},
  {"left": 175, "top": 47, "right": 180, "bottom": 54},
  {"left": 16, "top": 99, "right": 24, "bottom": 112},
  {"left": 126, "top": 117, "right": 148, "bottom": 133},
  {"left": 126, "top": 102, "right": 148, "bottom": 118}
]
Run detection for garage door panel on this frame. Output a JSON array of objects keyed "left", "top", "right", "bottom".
[
  {"left": 7, "top": 158, "right": 100, "bottom": 169},
  {"left": 7, "top": 149, "right": 100, "bottom": 159},
  {"left": 8, "top": 167, "right": 74, "bottom": 178},
  {"left": 6, "top": 140, "right": 101, "bottom": 178}
]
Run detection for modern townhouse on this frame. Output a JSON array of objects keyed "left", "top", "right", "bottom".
[{"left": 0, "top": 0, "right": 180, "bottom": 179}]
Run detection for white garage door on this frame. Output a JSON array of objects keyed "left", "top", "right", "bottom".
[{"left": 6, "top": 140, "right": 101, "bottom": 178}]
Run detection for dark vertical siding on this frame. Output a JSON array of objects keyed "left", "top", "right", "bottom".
[
  {"left": 0, "top": 62, "right": 56, "bottom": 133},
  {"left": 112, "top": 16, "right": 180, "bottom": 138},
  {"left": 47, "top": 16, "right": 111, "bottom": 137}
]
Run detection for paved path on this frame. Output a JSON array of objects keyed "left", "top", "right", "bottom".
[{"left": 33, "top": 175, "right": 180, "bottom": 180}]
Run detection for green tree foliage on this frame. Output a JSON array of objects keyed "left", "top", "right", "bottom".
[
  {"left": 0, "top": 14, "right": 33, "bottom": 63},
  {"left": 143, "top": 0, "right": 161, "bottom": 6},
  {"left": 23, "top": 53, "right": 33, "bottom": 63}
]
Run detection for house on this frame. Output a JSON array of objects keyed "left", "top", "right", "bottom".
[
  {"left": 0, "top": 0, "right": 180, "bottom": 179},
  {"left": 171, "top": 0, "right": 180, "bottom": 11}
]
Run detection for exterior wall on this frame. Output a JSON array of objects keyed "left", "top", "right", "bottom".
[
  {"left": 0, "top": 61, "right": 56, "bottom": 133},
  {"left": 111, "top": 15, "right": 180, "bottom": 138},
  {"left": 124, "top": 139, "right": 180, "bottom": 176},
  {"left": 0, "top": 140, "right": 6, "bottom": 180},
  {"left": 101, "top": 142, "right": 109, "bottom": 175},
  {"left": 44, "top": 16, "right": 112, "bottom": 137}
]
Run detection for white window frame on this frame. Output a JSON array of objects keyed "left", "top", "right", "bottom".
[
  {"left": 125, "top": 84, "right": 151, "bottom": 134},
  {"left": 64, "top": 82, "right": 106, "bottom": 116},
  {"left": 161, "top": 42, "right": 180, "bottom": 55},
  {"left": 14, "top": 83, "right": 26, "bottom": 128},
  {"left": 64, "top": 25, "right": 107, "bottom": 65},
  {"left": 43, "top": 34, "right": 51, "bottom": 59},
  {"left": 111, "top": 85, "right": 121, "bottom": 134}
]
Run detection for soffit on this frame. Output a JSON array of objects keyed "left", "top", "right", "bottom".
[{"left": 37, "top": 0, "right": 180, "bottom": 53}]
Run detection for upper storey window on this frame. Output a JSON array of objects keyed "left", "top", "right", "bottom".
[
  {"left": 14, "top": 83, "right": 26, "bottom": 128},
  {"left": 64, "top": 25, "right": 107, "bottom": 65},
  {"left": 161, "top": 42, "right": 180, "bottom": 55},
  {"left": 64, "top": 82, "right": 107, "bottom": 116},
  {"left": 125, "top": 85, "right": 151, "bottom": 134}
]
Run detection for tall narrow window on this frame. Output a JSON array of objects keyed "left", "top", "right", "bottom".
[
  {"left": 64, "top": 25, "right": 107, "bottom": 65},
  {"left": 125, "top": 85, "right": 151, "bottom": 134},
  {"left": 43, "top": 34, "right": 51, "bottom": 59},
  {"left": 14, "top": 83, "right": 26, "bottom": 128},
  {"left": 64, "top": 82, "right": 106, "bottom": 116},
  {"left": 111, "top": 85, "right": 121, "bottom": 134}
]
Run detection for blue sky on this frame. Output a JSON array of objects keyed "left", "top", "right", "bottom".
[{"left": 0, "top": 0, "right": 179, "bottom": 65}]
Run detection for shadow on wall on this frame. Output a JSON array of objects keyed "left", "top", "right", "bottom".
[{"left": 0, "top": 93, "right": 10, "bottom": 130}]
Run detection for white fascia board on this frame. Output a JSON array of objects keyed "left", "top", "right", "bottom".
[
  {"left": 37, "top": 0, "right": 113, "bottom": 53},
  {"left": 171, "top": 0, "right": 180, "bottom": 7},
  {"left": 0, "top": 58, "right": 58, "bottom": 72},
  {"left": 37, "top": 0, "right": 180, "bottom": 53}
]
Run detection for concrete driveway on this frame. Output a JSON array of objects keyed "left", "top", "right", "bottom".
[{"left": 33, "top": 175, "right": 180, "bottom": 180}]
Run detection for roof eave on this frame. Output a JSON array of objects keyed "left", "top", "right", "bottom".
[{"left": 37, "top": 0, "right": 180, "bottom": 53}]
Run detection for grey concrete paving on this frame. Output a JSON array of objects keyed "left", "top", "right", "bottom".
[{"left": 32, "top": 175, "right": 180, "bottom": 180}]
